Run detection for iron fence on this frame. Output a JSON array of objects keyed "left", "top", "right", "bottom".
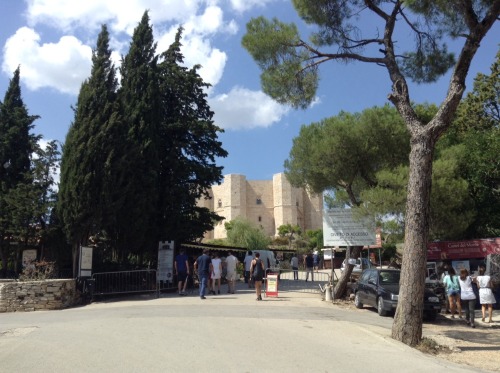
[
  {"left": 91, "top": 270, "right": 159, "bottom": 298},
  {"left": 265, "top": 268, "right": 330, "bottom": 294}
]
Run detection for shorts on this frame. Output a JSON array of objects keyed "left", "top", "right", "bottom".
[
  {"left": 447, "top": 289, "right": 460, "bottom": 296},
  {"left": 226, "top": 271, "right": 237, "bottom": 281},
  {"left": 177, "top": 271, "right": 188, "bottom": 282}
]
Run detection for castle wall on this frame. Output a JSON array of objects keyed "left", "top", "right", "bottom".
[{"left": 201, "top": 173, "right": 322, "bottom": 240}]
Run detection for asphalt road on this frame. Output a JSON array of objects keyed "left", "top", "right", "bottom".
[{"left": 0, "top": 283, "right": 490, "bottom": 373}]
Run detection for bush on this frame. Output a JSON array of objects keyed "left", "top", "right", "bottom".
[{"left": 19, "top": 260, "right": 57, "bottom": 281}]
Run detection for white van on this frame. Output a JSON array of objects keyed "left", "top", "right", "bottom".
[{"left": 252, "top": 250, "right": 277, "bottom": 271}]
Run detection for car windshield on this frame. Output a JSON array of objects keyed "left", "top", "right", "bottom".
[{"left": 379, "top": 271, "right": 400, "bottom": 284}]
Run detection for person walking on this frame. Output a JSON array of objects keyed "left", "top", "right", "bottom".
[
  {"left": 174, "top": 250, "right": 190, "bottom": 295},
  {"left": 475, "top": 266, "right": 496, "bottom": 323},
  {"left": 291, "top": 254, "right": 299, "bottom": 281},
  {"left": 211, "top": 252, "right": 222, "bottom": 295},
  {"left": 244, "top": 250, "right": 254, "bottom": 288},
  {"left": 313, "top": 251, "right": 320, "bottom": 271},
  {"left": 305, "top": 252, "right": 314, "bottom": 282},
  {"left": 440, "top": 264, "right": 451, "bottom": 313},
  {"left": 458, "top": 268, "right": 476, "bottom": 328},
  {"left": 194, "top": 249, "right": 212, "bottom": 300},
  {"left": 443, "top": 267, "right": 462, "bottom": 318},
  {"left": 225, "top": 251, "right": 238, "bottom": 294},
  {"left": 250, "top": 252, "right": 265, "bottom": 301}
]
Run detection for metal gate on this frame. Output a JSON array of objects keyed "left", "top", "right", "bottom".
[
  {"left": 91, "top": 270, "right": 159, "bottom": 298},
  {"left": 265, "top": 268, "right": 330, "bottom": 294}
]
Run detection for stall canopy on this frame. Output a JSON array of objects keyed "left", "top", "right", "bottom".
[{"left": 427, "top": 238, "right": 500, "bottom": 261}]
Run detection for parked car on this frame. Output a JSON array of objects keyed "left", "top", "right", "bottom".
[
  {"left": 340, "top": 258, "right": 372, "bottom": 276},
  {"left": 354, "top": 268, "right": 441, "bottom": 320}
]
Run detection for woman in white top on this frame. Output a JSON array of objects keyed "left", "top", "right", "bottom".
[
  {"left": 475, "top": 266, "right": 496, "bottom": 323},
  {"left": 458, "top": 268, "right": 476, "bottom": 328},
  {"left": 210, "top": 252, "right": 222, "bottom": 295}
]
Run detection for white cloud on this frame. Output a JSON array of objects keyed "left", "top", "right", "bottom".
[
  {"left": 25, "top": 0, "right": 200, "bottom": 35},
  {"left": 229, "top": 0, "right": 277, "bottom": 13},
  {"left": 2, "top": 27, "right": 92, "bottom": 94},
  {"left": 209, "top": 87, "right": 289, "bottom": 130}
]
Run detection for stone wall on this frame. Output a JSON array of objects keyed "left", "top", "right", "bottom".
[{"left": 0, "top": 279, "right": 79, "bottom": 312}]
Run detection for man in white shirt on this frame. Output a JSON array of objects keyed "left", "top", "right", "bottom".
[
  {"left": 244, "top": 251, "right": 254, "bottom": 288},
  {"left": 291, "top": 254, "right": 299, "bottom": 280},
  {"left": 225, "top": 251, "right": 239, "bottom": 294}
]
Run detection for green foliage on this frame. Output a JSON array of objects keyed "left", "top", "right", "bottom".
[
  {"left": 286, "top": 103, "right": 476, "bottom": 240},
  {"left": 241, "top": 1, "right": 483, "bottom": 107},
  {"left": 277, "top": 223, "right": 301, "bottom": 237},
  {"left": 242, "top": 16, "right": 317, "bottom": 109},
  {"left": 443, "top": 48, "right": 500, "bottom": 237},
  {"left": 285, "top": 105, "right": 411, "bottom": 205},
  {"left": 225, "top": 217, "right": 271, "bottom": 251},
  {"left": 305, "top": 229, "right": 323, "bottom": 250}
]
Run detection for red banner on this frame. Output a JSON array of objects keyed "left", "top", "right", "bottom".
[{"left": 427, "top": 238, "right": 500, "bottom": 260}]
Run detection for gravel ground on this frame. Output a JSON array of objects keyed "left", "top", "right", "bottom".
[
  {"left": 335, "top": 298, "right": 500, "bottom": 373},
  {"left": 423, "top": 312, "right": 500, "bottom": 372}
]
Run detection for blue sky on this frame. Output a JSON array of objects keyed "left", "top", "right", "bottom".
[{"left": 1, "top": 0, "right": 499, "bottom": 182}]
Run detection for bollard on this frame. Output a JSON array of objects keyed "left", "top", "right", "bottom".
[{"left": 325, "top": 284, "right": 332, "bottom": 301}]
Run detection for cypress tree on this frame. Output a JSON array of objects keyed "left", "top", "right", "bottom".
[
  {"left": 117, "top": 11, "right": 161, "bottom": 259},
  {"left": 0, "top": 67, "right": 39, "bottom": 276},
  {"left": 58, "top": 25, "right": 120, "bottom": 272},
  {"left": 157, "top": 28, "right": 227, "bottom": 242}
]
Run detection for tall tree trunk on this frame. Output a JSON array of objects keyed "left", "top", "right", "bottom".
[
  {"left": 333, "top": 245, "right": 362, "bottom": 299},
  {"left": 0, "top": 240, "right": 7, "bottom": 278},
  {"left": 391, "top": 135, "right": 434, "bottom": 346}
]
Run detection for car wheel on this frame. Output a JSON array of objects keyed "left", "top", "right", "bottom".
[
  {"left": 377, "top": 297, "right": 388, "bottom": 316},
  {"left": 354, "top": 292, "right": 363, "bottom": 309}
]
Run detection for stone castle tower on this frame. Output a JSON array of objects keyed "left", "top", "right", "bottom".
[{"left": 198, "top": 173, "right": 323, "bottom": 240}]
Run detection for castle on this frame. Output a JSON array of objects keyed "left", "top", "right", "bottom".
[{"left": 198, "top": 173, "right": 323, "bottom": 240}]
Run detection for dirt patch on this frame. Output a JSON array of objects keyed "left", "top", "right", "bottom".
[{"left": 333, "top": 299, "right": 500, "bottom": 372}]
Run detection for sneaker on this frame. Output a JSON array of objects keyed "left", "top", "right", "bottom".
[
  {"left": 200, "top": 296, "right": 206, "bottom": 299},
  {"left": 471, "top": 323, "right": 475, "bottom": 328}
]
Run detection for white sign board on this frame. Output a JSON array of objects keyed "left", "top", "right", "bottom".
[
  {"left": 22, "top": 249, "right": 37, "bottom": 267},
  {"left": 323, "top": 208, "right": 376, "bottom": 246},
  {"left": 157, "top": 240, "right": 174, "bottom": 283},
  {"left": 79, "top": 246, "right": 93, "bottom": 277},
  {"left": 322, "top": 248, "right": 334, "bottom": 260}
]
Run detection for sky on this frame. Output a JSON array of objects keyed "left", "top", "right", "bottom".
[{"left": 0, "top": 0, "right": 499, "bottom": 183}]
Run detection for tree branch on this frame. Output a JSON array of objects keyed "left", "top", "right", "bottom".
[
  {"left": 431, "top": 2, "right": 500, "bottom": 138},
  {"left": 364, "top": 0, "right": 390, "bottom": 21}
]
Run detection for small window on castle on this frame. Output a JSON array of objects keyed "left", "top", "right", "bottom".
[
  {"left": 217, "top": 199, "right": 222, "bottom": 208},
  {"left": 256, "top": 198, "right": 262, "bottom": 205},
  {"left": 296, "top": 201, "right": 299, "bottom": 207},
  {"left": 258, "top": 216, "right": 262, "bottom": 222}
]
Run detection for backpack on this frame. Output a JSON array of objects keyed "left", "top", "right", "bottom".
[{"left": 253, "top": 259, "right": 264, "bottom": 280}]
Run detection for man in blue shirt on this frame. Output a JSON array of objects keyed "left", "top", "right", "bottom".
[
  {"left": 174, "top": 250, "right": 190, "bottom": 295},
  {"left": 195, "top": 249, "right": 212, "bottom": 299}
]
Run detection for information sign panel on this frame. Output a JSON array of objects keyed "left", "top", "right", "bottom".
[
  {"left": 323, "top": 208, "right": 376, "bottom": 246},
  {"left": 79, "top": 246, "right": 93, "bottom": 277},
  {"left": 266, "top": 274, "right": 278, "bottom": 297},
  {"left": 157, "top": 240, "right": 174, "bottom": 283}
]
